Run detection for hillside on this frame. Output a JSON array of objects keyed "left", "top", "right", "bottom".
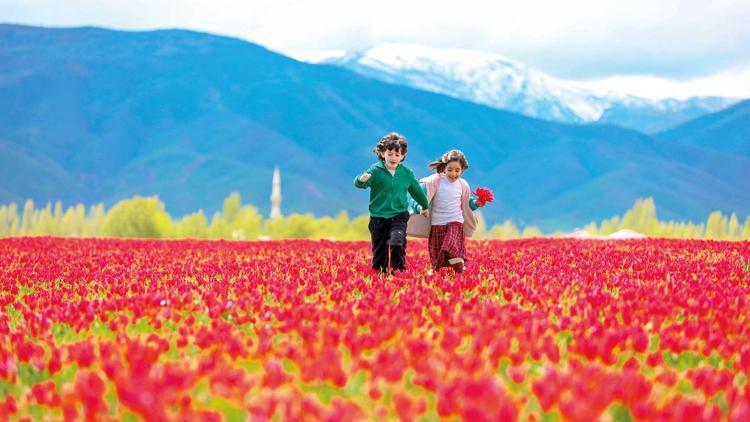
[{"left": 1, "top": 24, "right": 748, "bottom": 230}]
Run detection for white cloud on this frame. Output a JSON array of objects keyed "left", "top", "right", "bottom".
[
  {"left": 2, "top": 0, "right": 750, "bottom": 83},
  {"left": 582, "top": 64, "right": 750, "bottom": 99}
]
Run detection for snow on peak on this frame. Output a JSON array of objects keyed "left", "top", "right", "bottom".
[
  {"left": 346, "top": 43, "right": 607, "bottom": 122},
  {"left": 286, "top": 49, "right": 347, "bottom": 63},
  {"left": 362, "top": 43, "right": 519, "bottom": 69},
  {"left": 292, "top": 43, "right": 738, "bottom": 128}
]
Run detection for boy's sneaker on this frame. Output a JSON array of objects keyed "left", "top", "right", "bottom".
[
  {"left": 371, "top": 268, "right": 387, "bottom": 279},
  {"left": 447, "top": 257, "right": 464, "bottom": 274},
  {"left": 390, "top": 268, "right": 406, "bottom": 278}
]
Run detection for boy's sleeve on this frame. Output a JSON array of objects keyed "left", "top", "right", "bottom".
[
  {"left": 469, "top": 195, "right": 480, "bottom": 211},
  {"left": 408, "top": 174, "right": 430, "bottom": 210},
  {"left": 354, "top": 167, "right": 374, "bottom": 188},
  {"left": 408, "top": 182, "right": 428, "bottom": 214}
]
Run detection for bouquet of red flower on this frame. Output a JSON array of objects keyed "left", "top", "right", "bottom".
[{"left": 474, "top": 187, "right": 494, "bottom": 207}]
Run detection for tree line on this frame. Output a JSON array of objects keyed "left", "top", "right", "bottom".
[{"left": 0, "top": 195, "right": 748, "bottom": 240}]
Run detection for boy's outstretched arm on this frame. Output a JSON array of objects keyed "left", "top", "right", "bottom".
[
  {"left": 408, "top": 176, "right": 430, "bottom": 211},
  {"left": 408, "top": 182, "right": 429, "bottom": 214},
  {"left": 354, "top": 171, "right": 373, "bottom": 189}
]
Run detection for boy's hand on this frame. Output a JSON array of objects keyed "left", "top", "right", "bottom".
[
  {"left": 358, "top": 173, "right": 372, "bottom": 183},
  {"left": 420, "top": 209, "right": 429, "bottom": 217}
]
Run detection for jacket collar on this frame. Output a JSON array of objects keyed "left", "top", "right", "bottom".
[{"left": 375, "top": 161, "right": 400, "bottom": 172}]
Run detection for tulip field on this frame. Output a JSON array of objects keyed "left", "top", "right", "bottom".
[{"left": 1, "top": 237, "right": 749, "bottom": 421}]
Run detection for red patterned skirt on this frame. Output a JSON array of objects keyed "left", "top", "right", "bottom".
[{"left": 429, "top": 222, "right": 466, "bottom": 270}]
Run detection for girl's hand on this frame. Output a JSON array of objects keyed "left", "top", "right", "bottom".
[
  {"left": 358, "top": 173, "right": 372, "bottom": 183},
  {"left": 420, "top": 209, "right": 429, "bottom": 217}
]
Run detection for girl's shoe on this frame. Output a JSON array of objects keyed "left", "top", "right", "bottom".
[
  {"left": 452, "top": 262, "right": 464, "bottom": 274},
  {"left": 447, "top": 257, "right": 464, "bottom": 274}
]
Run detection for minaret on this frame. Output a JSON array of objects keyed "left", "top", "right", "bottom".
[{"left": 270, "top": 166, "right": 282, "bottom": 218}]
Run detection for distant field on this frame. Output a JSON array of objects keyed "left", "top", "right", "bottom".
[{"left": 1, "top": 237, "right": 749, "bottom": 420}]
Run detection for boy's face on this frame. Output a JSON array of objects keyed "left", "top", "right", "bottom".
[
  {"left": 445, "top": 161, "right": 463, "bottom": 182},
  {"left": 381, "top": 148, "right": 404, "bottom": 170}
]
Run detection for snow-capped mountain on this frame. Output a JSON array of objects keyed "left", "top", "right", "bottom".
[{"left": 297, "top": 44, "right": 738, "bottom": 133}]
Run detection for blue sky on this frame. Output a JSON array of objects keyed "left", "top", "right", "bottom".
[{"left": 2, "top": 0, "right": 749, "bottom": 98}]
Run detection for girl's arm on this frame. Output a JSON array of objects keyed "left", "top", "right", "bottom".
[{"left": 464, "top": 180, "right": 484, "bottom": 210}]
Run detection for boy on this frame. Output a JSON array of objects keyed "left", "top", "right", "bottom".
[{"left": 355, "top": 132, "right": 429, "bottom": 275}]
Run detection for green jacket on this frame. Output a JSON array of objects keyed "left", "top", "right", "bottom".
[{"left": 354, "top": 161, "right": 430, "bottom": 218}]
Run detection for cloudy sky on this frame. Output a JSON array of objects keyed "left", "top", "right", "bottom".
[{"left": 2, "top": 0, "right": 749, "bottom": 98}]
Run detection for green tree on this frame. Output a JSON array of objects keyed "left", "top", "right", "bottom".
[
  {"left": 172, "top": 210, "right": 210, "bottom": 238},
  {"left": 53, "top": 201, "right": 63, "bottom": 225},
  {"left": 6, "top": 203, "right": 20, "bottom": 236},
  {"left": 264, "top": 214, "right": 318, "bottom": 239},
  {"left": 329, "top": 211, "right": 352, "bottom": 240},
  {"left": 345, "top": 214, "right": 370, "bottom": 240},
  {"left": 742, "top": 216, "right": 750, "bottom": 240},
  {"left": 488, "top": 220, "right": 520, "bottom": 239},
  {"left": 599, "top": 216, "right": 621, "bottom": 235},
  {"left": 85, "top": 204, "right": 106, "bottom": 236},
  {"left": 521, "top": 226, "right": 543, "bottom": 238},
  {"left": 230, "top": 205, "right": 263, "bottom": 240},
  {"left": 0, "top": 206, "right": 8, "bottom": 237},
  {"left": 208, "top": 213, "right": 231, "bottom": 239},
  {"left": 222, "top": 192, "right": 242, "bottom": 226},
  {"left": 690, "top": 223, "right": 705, "bottom": 239},
  {"left": 583, "top": 221, "right": 599, "bottom": 235},
  {"left": 61, "top": 206, "right": 80, "bottom": 236},
  {"left": 33, "top": 203, "right": 59, "bottom": 236},
  {"left": 705, "top": 211, "right": 728, "bottom": 240},
  {"left": 21, "top": 199, "right": 35, "bottom": 234},
  {"left": 474, "top": 210, "right": 487, "bottom": 239},
  {"left": 620, "top": 197, "right": 657, "bottom": 234},
  {"left": 101, "top": 196, "right": 171, "bottom": 238},
  {"left": 312, "top": 215, "right": 338, "bottom": 239},
  {"left": 728, "top": 213, "right": 741, "bottom": 240}
]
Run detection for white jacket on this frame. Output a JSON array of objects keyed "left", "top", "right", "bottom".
[{"left": 406, "top": 173, "right": 480, "bottom": 238}]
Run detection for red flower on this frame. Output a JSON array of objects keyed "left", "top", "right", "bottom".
[{"left": 474, "top": 187, "right": 494, "bottom": 206}]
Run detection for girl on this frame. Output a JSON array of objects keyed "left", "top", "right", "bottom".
[{"left": 407, "top": 150, "right": 487, "bottom": 274}]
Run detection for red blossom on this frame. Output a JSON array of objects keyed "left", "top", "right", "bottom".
[
  {"left": 473, "top": 186, "right": 495, "bottom": 206},
  {"left": 0, "top": 236, "right": 748, "bottom": 420}
]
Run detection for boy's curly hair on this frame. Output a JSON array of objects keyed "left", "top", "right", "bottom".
[
  {"left": 428, "top": 149, "right": 469, "bottom": 173},
  {"left": 373, "top": 132, "right": 408, "bottom": 162}
]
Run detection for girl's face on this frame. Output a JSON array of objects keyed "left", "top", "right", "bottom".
[
  {"left": 445, "top": 161, "right": 463, "bottom": 182},
  {"left": 382, "top": 148, "right": 404, "bottom": 170}
]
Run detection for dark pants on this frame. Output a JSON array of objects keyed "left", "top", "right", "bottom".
[{"left": 369, "top": 211, "right": 409, "bottom": 273}]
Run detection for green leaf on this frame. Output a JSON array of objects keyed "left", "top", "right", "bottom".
[{"left": 610, "top": 404, "right": 634, "bottom": 422}]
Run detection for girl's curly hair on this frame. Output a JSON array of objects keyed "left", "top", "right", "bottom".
[
  {"left": 428, "top": 149, "right": 469, "bottom": 173},
  {"left": 373, "top": 132, "right": 408, "bottom": 161}
]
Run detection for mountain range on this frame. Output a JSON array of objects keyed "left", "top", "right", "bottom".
[
  {"left": 308, "top": 44, "right": 738, "bottom": 134},
  {"left": 1, "top": 24, "right": 748, "bottom": 231}
]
